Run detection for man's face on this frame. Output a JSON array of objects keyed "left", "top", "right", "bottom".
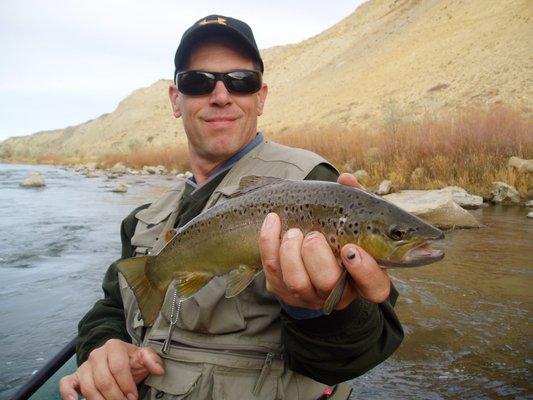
[{"left": 169, "top": 41, "right": 268, "bottom": 163}]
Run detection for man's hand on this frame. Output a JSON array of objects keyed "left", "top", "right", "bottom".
[
  {"left": 259, "top": 173, "right": 391, "bottom": 312},
  {"left": 59, "top": 339, "right": 164, "bottom": 400}
]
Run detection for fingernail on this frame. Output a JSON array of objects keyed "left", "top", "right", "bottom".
[
  {"left": 262, "top": 213, "right": 275, "bottom": 229},
  {"left": 305, "top": 231, "right": 319, "bottom": 239},
  {"left": 127, "top": 394, "right": 137, "bottom": 400},
  {"left": 286, "top": 228, "right": 301, "bottom": 239},
  {"left": 346, "top": 247, "right": 360, "bottom": 262},
  {"left": 68, "top": 396, "right": 76, "bottom": 400}
]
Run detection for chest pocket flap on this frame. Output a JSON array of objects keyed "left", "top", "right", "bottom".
[{"left": 131, "top": 188, "right": 184, "bottom": 254}]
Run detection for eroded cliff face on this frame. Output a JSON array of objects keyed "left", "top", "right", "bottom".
[{"left": 2, "top": 0, "right": 531, "bottom": 160}]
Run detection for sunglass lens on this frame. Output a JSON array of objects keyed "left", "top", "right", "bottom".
[
  {"left": 178, "top": 72, "right": 214, "bottom": 95},
  {"left": 225, "top": 71, "right": 262, "bottom": 93}
]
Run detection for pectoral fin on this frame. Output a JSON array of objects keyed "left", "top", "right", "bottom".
[
  {"left": 225, "top": 265, "right": 263, "bottom": 298},
  {"left": 173, "top": 271, "right": 213, "bottom": 299},
  {"left": 323, "top": 269, "right": 348, "bottom": 315}
]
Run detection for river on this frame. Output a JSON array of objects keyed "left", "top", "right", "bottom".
[{"left": 0, "top": 164, "right": 531, "bottom": 399}]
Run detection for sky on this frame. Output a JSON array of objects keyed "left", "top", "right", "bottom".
[{"left": 0, "top": 0, "right": 365, "bottom": 141}]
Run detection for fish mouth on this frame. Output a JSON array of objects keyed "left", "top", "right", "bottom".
[
  {"left": 380, "top": 235, "right": 445, "bottom": 268},
  {"left": 402, "top": 240, "right": 445, "bottom": 266}
]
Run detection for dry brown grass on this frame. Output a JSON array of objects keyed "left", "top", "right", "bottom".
[
  {"left": 268, "top": 105, "right": 532, "bottom": 196},
  {"left": 71, "top": 106, "right": 533, "bottom": 196},
  {"left": 99, "top": 145, "right": 190, "bottom": 171}
]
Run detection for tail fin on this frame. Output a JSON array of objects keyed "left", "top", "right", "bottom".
[{"left": 116, "top": 256, "right": 163, "bottom": 326}]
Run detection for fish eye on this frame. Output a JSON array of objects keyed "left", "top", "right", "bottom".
[{"left": 387, "top": 225, "right": 406, "bottom": 241}]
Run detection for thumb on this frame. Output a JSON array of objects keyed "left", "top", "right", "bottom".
[
  {"left": 340, "top": 244, "right": 390, "bottom": 303},
  {"left": 337, "top": 173, "right": 366, "bottom": 190},
  {"left": 130, "top": 347, "right": 165, "bottom": 376},
  {"left": 59, "top": 372, "right": 80, "bottom": 400}
]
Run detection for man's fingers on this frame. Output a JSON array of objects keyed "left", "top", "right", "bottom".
[
  {"left": 77, "top": 365, "right": 105, "bottom": 400},
  {"left": 301, "top": 231, "right": 343, "bottom": 298},
  {"left": 279, "top": 228, "right": 317, "bottom": 304},
  {"left": 92, "top": 358, "right": 126, "bottom": 400},
  {"left": 59, "top": 373, "right": 80, "bottom": 400},
  {"left": 106, "top": 343, "right": 139, "bottom": 398},
  {"left": 337, "top": 172, "right": 365, "bottom": 190},
  {"left": 340, "top": 244, "right": 391, "bottom": 303},
  {"left": 259, "top": 213, "right": 285, "bottom": 291}
]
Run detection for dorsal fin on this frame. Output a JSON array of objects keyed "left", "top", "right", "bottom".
[{"left": 226, "top": 175, "right": 285, "bottom": 198}]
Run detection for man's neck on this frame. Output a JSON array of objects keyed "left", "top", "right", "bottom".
[
  {"left": 189, "top": 157, "right": 226, "bottom": 185},
  {"left": 188, "top": 132, "right": 264, "bottom": 185}
]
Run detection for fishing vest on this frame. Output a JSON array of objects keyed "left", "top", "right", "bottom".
[{"left": 118, "top": 140, "right": 351, "bottom": 400}]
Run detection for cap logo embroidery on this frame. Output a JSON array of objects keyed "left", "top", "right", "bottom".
[{"left": 198, "top": 17, "right": 227, "bottom": 26}]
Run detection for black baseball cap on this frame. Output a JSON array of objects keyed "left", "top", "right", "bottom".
[{"left": 173, "top": 15, "right": 264, "bottom": 80}]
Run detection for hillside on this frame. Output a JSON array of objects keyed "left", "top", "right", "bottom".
[{"left": 1, "top": 0, "right": 531, "bottom": 160}]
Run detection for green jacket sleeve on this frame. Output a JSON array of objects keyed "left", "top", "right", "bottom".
[
  {"left": 76, "top": 203, "right": 150, "bottom": 365},
  {"left": 279, "top": 163, "right": 404, "bottom": 385}
]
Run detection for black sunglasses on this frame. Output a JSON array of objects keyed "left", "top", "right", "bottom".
[{"left": 176, "top": 69, "right": 262, "bottom": 96}]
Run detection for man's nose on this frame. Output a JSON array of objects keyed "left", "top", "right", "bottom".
[{"left": 209, "top": 80, "right": 231, "bottom": 106}]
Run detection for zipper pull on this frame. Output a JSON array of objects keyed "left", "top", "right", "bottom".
[
  {"left": 161, "top": 321, "right": 175, "bottom": 354},
  {"left": 162, "top": 294, "right": 181, "bottom": 354},
  {"left": 253, "top": 352, "right": 274, "bottom": 396}
]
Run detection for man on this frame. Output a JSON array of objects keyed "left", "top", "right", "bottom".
[{"left": 60, "top": 15, "right": 403, "bottom": 400}]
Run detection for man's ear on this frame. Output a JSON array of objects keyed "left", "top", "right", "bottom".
[
  {"left": 169, "top": 84, "right": 182, "bottom": 118},
  {"left": 256, "top": 84, "right": 268, "bottom": 116}
]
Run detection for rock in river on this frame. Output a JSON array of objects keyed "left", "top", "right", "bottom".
[
  {"left": 20, "top": 172, "right": 45, "bottom": 188},
  {"left": 440, "top": 186, "right": 483, "bottom": 209},
  {"left": 490, "top": 182, "right": 521, "bottom": 204},
  {"left": 110, "top": 183, "right": 129, "bottom": 193},
  {"left": 376, "top": 180, "right": 394, "bottom": 195},
  {"left": 384, "top": 190, "right": 481, "bottom": 229},
  {"left": 110, "top": 162, "right": 127, "bottom": 174}
]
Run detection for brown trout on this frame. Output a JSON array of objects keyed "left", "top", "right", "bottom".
[{"left": 118, "top": 176, "right": 444, "bottom": 325}]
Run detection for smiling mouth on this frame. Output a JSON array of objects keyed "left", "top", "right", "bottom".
[
  {"left": 204, "top": 116, "right": 238, "bottom": 122},
  {"left": 203, "top": 118, "right": 238, "bottom": 128}
]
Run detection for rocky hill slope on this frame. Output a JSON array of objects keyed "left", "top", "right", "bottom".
[{"left": 1, "top": 0, "right": 531, "bottom": 160}]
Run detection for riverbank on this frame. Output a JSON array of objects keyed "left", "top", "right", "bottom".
[{"left": 2, "top": 106, "right": 531, "bottom": 198}]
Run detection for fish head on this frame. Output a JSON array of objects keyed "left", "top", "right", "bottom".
[{"left": 343, "top": 200, "right": 445, "bottom": 268}]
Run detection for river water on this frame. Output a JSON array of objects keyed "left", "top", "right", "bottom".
[{"left": 0, "top": 164, "right": 531, "bottom": 399}]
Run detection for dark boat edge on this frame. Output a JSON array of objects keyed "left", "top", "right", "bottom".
[{"left": 11, "top": 337, "right": 77, "bottom": 400}]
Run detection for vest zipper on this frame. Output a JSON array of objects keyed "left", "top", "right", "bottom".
[
  {"left": 252, "top": 352, "right": 274, "bottom": 396},
  {"left": 148, "top": 335, "right": 278, "bottom": 356}
]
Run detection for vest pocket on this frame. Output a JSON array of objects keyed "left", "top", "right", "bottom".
[
  {"left": 144, "top": 361, "right": 202, "bottom": 399},
  {"left": 212, "top": 369, "right": 278, "bottom": 400}
]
